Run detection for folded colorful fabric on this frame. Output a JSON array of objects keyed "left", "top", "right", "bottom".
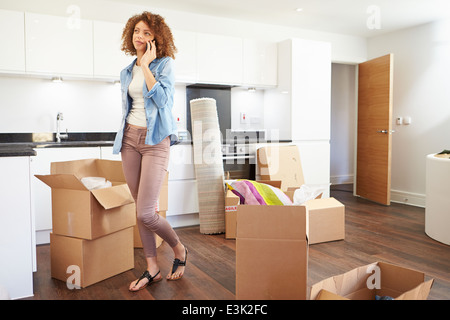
[{"left": 226, "top": 179, "right": 292, "bottom": 205}]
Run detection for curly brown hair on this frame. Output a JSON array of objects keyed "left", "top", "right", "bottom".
[{"left": 121, "top": 11, "right": 177, "bottom": 59}]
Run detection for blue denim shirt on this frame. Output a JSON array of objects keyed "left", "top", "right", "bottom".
[{"left": 112, "top": 57, "right": 178, "bottom": 154}]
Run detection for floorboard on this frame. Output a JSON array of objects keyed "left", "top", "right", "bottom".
[{"left": 22, "top": 184, "right": 450, "bottom": 300}]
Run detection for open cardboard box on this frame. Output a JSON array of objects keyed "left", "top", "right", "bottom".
[
  {"left": 257, "top": 145, "right": 344, "bottom": 245},
  {"left": 310, "top": 261, "right": 434, "bottom": 300},
  {"left": 36, "top": 159, "right": 136, "bottom": 240},
  {"left": 226, "top": 180, "right": 344, "bottom": 244},
  {"left": 50, "top": 227, "right": 134, "bottom": 288},
  {"left": 225, "top": 180, "right": 282, "bottom": 240},
  {"left": 236, "top": 200, "right": 308, "bottom": 300}
]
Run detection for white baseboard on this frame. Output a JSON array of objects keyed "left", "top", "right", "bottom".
[
  {"left": 390, "top": 189, "right": 426, "bottom": 208},
  {"left": 330, "top": 174, "right": 354, "bottom": 185},
  {"left": 167, "top": 213, "right": 199, "bottom": 229},
  {"left": 329, "top": 176, "right": 426, "bottom": 208},
  {"left": 36, "top": 230, "right": 51, "bottom": 245}
]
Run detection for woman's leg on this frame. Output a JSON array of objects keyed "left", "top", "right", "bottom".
[
  {"left": 136, "top": 137, "right": 179, "bottom": 257},
  {"left": 137, "top": 137, "right": 186, "bottom": 280},
  {"left": 121, "top": 127, "right": 163, "bottom": 290}
]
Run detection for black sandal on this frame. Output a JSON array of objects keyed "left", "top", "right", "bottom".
[
  {"left": 129, "top": 270, "right": 161, "bottom": 291},
  {"left": 168, "top": 247, "right": 188, "bottom": 281}
]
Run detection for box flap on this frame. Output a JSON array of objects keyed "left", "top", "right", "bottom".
[
  {"left": 94, "top": 159, "right": 127, "bottom": 183},
  {"left": 378, "top": 262, "right": 426, "bottom": 294},
  {"left": 50, "top": 159, "right": 127, "bottom": 183},
  {"left": 257, "top": 145, "right": 304, "bottom": 191},
  {"left": 316, "top": 289, "right": 349, "bottom": 300},
  {"left": 310, "top": 262, "right": 432, "bottom": 300},
  {"left": 35, "top": 174, "right": 87, "bottom": 190},
  {"left": 91, "top": 184, "right": 134, "bottom": 210},
  {"left": 237, "top": 205, "right": 306, "bottom": 240},
  {"left": 225, "top": 190, "right": 240, "bottom": 207},
  {"left": 309, "top": 262, "right": 379, "bottom": 300},
  {"left": 51, "top": 159, "right": 98, "bottom": 176},
  {"left": 395, "top": 279, "right": 434, "bottom": 300}
]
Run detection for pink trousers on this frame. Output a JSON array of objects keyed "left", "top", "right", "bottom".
[{"left": 121, "top": 124, "right": 179, "bottom": 258}]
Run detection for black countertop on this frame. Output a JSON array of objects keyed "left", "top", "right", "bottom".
[
  {"left": 0, "top": 144, "right": 37, "bottom": 157},
  {"left": 0, "top": 132, "right": 291, "bottom": 157},
  {"left": 0, "top": 132, "right": 116, "bottom": 157}
]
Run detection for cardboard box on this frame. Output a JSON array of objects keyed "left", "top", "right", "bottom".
[
  {"left": 236, "top": 204, "right": 308, "bottom": 300},
  {"left": 225, "top": 190, "right": 239, "bottom": 239},
  {"left": 133, "top": 211, "right": 166, "bottom": 248},
  {"left": 305, "top": 197, "right": 345, "bottom": 244},
  {"left": 156, "top": 172, "right": 169, "bottom": 212},
  {"left": 225, "top": 180, "right": 282, "bottom": 240},
  {"left": 257, "top": 145, "right": 305, "bottom": 191},
  {"left": 310, "top": 261, "right": 434, "bottom": 300},
  {"left": 36, "top": 159, "right": 136, "bottom": 240},
  {"left": 50, "top": 227, "right": 134, "bottom": 288}
]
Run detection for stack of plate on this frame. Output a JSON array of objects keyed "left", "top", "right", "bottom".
[{"left": 190, "top": 98, "right": 225, "bottom": 234}]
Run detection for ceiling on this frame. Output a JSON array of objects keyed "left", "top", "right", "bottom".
[{"left": 107, "top": 0, "right": 450, "bottom": 38}]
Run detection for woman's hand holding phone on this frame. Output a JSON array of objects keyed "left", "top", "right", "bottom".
[{"left": 140, "top": 40, "right": 156, "bottom": 67}]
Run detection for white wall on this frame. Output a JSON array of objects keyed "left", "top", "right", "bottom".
[
  {"left": 0, "top": 75, "right": 187, "bottom": 133},
  {"left": 368, "top": 19, "right": 450, "bottom": 206}
]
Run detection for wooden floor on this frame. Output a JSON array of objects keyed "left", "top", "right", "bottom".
[{"left": 24, "top": 185, "right": 450, "bottom": 300}]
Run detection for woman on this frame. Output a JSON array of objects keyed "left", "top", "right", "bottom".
[{"left": 112, "top": 11, "right": 187, "bottom": 291}]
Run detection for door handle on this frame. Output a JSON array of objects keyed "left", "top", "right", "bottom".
[{"left": 377, "top": 130, "right": 395, "bottom": 134}]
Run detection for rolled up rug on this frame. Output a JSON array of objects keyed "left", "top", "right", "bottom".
[{"left": 190, "top": 98, "right": 225, "bottom": 234}]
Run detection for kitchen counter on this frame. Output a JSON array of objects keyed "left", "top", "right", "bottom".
[
  {"left": 0, "top": 132, "right": 116, "bottom": 157},
  {"left": 0, "top": 144, "right": 37, "bottom": 157},
  {"left": 0, "top": 141, "right": 114, "bottom": 157}
]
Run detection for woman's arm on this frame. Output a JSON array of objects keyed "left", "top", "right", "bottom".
[
  {"left": 140, "top": 41, "right": 157, "bottom": 91},
  {"left": 143, "top": 57, "right": 174, "bottom": 109}
]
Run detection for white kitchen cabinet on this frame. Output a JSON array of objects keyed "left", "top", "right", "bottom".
[
  {"left": 196, "top": 33, "right": 243, "bottom": 85},
  {"left": 0, "top": 156, "right": 34, "bottom": 299},
  {"left": 0, "top": 10, "right": 26, "bottom": 73},
  {"left": 243, "top": 39, "right": 277, "bottom": 87},
  {"left": 166, "top": 144, "right": 199, "bottom": 226},
  {"left": 25, "top": 12, "right": 93, "bottom": 77},
  {"left": 291, "top": 38, "right": 331, "bottom": 141},
  {"left": 167, "top": 179, "right": 199, "bottom": 216},
  {"left": 93, "top": 20, "right": 133, "bottom": 79},
  {"left": 167, "top": 144, "right": 195, "bottom": 180},
  {"left": 262, "top": 38, "right": 331, "bottom": 194},
  {"left": 100, "top": 146, "right": 121, "bottom": 160},
  {"left": 173, "top": 29, "right": 197, "bottom": 83},
  {"left": 30, "top": 147, "right": 101, "bottom": 244},
  {"left": 265, "top": 38, "right": 331, "bottom": 141}
]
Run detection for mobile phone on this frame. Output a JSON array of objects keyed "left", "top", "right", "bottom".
[{"left": 147, "top": 41, "right": 152, "bottom": 51}]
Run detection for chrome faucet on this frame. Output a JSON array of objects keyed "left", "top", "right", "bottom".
[{"left": 56, "top": 112, "right": 69, "bottom": 142}]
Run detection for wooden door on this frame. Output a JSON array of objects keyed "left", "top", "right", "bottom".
[{"left": 356, "top": 54, "right": 394, "bottom": 205}]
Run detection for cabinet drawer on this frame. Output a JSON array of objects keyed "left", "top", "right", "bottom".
[{"left": 168, "top": 144, "right": 195, "bottom": 180}]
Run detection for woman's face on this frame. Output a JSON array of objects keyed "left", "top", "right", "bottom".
[{"left": 133, "top": 20, "right": 154, "bottom": 53}]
